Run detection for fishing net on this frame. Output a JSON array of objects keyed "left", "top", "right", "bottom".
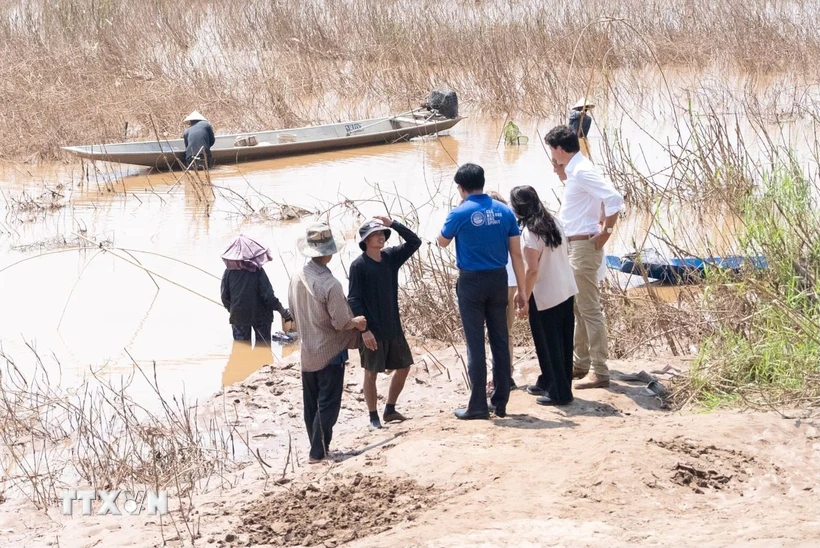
[{"left": 503, "top": 120, "right": 529, "bottom": 145}]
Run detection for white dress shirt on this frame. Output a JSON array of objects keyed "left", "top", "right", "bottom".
[{"left": 559, "top": 153, "right": 623, "bottom": 237}]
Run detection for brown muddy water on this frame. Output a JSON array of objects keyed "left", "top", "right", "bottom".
[{"left": 0, "top": 116, "right": 805, "bottom": 403}]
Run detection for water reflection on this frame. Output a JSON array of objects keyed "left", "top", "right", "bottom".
[
  {"left": 222, "top": 340, "right": 270, "bottom": 386},
  {"left": 222, "top": 339, "right": 299, "bottom": 386}
]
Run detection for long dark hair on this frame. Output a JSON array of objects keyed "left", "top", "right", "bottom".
[{"left": 510, "top": 185, "right": 562, "bottom": 249}]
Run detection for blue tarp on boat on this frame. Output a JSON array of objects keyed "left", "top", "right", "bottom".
[{"left": 605, "top": 250, "right": 767, "bottom": 284}]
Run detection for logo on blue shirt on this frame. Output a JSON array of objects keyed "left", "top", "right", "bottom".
[{"left": 470, "top": 209, "right": 502, "bottom": 227}]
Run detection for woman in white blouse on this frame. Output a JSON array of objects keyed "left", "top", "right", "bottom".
[{"left": 510, "top": 185, "right": 578, "bottom": 406}]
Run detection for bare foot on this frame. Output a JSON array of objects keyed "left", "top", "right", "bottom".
[{"left": 308, "top": 456, "right": 324, "bottom": 464}]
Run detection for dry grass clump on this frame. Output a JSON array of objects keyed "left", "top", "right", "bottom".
[
  {"left": 3, "top": 187, "right": 66, "bottom": 222},
  {"left": 10, "top": 234, "right": 114, "bottom": 252},
  {"left": 2, "top": 0, "right": 820, "bottom": 160},
  {"left": 399, "top": 244, "right": 461, "bottom": 342},
  {"left": 0, "top": 344, "right": 250, "bottom": 542},
  {"left": 602, "top": 283, "right": 708, "bottom": 360}
]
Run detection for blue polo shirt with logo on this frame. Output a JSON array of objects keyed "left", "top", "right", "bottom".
[{"left": 441, "top": 194, "right": 520, "bottom": 271}]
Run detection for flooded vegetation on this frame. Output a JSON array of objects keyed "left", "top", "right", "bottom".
[
  {"left": 2, "top": 0, "right": 820, "bottom": 159},
  {"left": 1, "top": 0, "right": 820, "bottom": 545}
]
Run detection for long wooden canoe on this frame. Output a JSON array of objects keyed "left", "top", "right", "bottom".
[{"left": 62, "top": 109, "right": 462, "bottom": 169}]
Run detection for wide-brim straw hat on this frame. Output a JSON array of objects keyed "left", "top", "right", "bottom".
[
  {"left": 357, "top": 219, "right": 392, "bottom": 251},
  {"left": 571, "top": 98, "right": 595, "bottom": 111},
  {"left": 297, "top": 223, "right": 347, "bottom": 258},
  {"left": 184, "top": 110, "right": 207, "bottom": 123}
]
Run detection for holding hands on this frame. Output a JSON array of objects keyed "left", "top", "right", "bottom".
[{"left": 351, "top": 316, "right": 368, "bottom": 332}]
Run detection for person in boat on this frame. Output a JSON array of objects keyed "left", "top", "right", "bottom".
[
  {"left": 183, "top": 111, "right": 216, "bottom": 169},
  {"left": 567, "top": 98, "right": 594, "bottom": 158},
  {"left": 486, "top": 191, "right": 519, "bottom": 391},
  {"left": 437, "top": 163, "right": 527, "bottom": 420},
  {"left": 545, "top": 125, "right": 623, "bottom": 390},
  {"left": 348, "top": 215, "right": 422, "bottom": 430},
  {"left": 510, "top": 185, "right": 578, "bottom": 406},
  {"left": 220, "top": 235, "right": 292, "bottom": 346},
  {"left": 288, "top": 223, "right": 367, "bottom": 464}
]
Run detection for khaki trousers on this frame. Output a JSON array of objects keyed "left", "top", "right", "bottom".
[{"left": 568, "top": 239, "right": 609, "bottom": 376}]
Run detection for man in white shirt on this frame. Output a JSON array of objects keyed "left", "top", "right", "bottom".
[{"left": 545, "top": 125, "right": 623, "bottom": 389}]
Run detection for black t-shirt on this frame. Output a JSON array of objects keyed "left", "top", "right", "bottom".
[
  {"left": 220, "top": 268, "right": 284, "bottom": 326},
  {"left": 347, "top": 222, "right": 421, "bottom": 340}
]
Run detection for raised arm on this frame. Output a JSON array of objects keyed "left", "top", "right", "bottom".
[{"left": 377, "top": 216, "right": 421, "bottom": 265}]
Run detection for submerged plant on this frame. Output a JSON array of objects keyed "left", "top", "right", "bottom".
[{"left": 503, "top": 120, "right": 528, "bottom": 145}]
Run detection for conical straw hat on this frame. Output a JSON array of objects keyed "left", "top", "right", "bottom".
[
  {"left": 571, "top": 98, "right": 595, "bottom": 111},
  {"left": 183, "top": 110, "right": 207, "bottom": 122}
]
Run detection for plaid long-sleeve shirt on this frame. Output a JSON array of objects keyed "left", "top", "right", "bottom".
[{"left": 288, "top": 259, "right": 360, "bottom": 372}]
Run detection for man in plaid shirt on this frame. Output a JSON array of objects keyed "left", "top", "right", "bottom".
[{"left": 289, "top": 223, "right": 367, "bottom": 463}]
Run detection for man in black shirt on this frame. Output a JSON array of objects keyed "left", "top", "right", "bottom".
[{"left": 348, "top": 216, "right": 422, "bottom": 429}]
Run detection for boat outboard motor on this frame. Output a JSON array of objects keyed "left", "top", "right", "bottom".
[{"left": 423, "top": 88, "right": 458, "bottom": 119}]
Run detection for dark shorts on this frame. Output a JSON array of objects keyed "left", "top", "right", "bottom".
[{"left": 359, "top": 334, "right": 414, "bottom": 373}]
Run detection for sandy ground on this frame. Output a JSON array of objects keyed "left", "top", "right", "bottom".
[{"left": 2, "top": 342, "right": 820, "bottom": 548}]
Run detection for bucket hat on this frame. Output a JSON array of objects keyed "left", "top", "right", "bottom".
[
  {"left": 297, "top": 223, "right": 346, "bottom": 257},
  {"left": 357, "top": 219, "right": 392, "bottom": 251}
]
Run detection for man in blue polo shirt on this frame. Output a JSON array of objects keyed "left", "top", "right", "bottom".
[{"left": 438, "top": 163, "right": 527, "bottom": 419}]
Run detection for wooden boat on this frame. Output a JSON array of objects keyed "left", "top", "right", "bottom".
[
  {"left": 62, "top": 108, "right": 462, "bottom": 169},
  {"left": 605, "top": 251, "right": 767, "bottom": 284}
]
